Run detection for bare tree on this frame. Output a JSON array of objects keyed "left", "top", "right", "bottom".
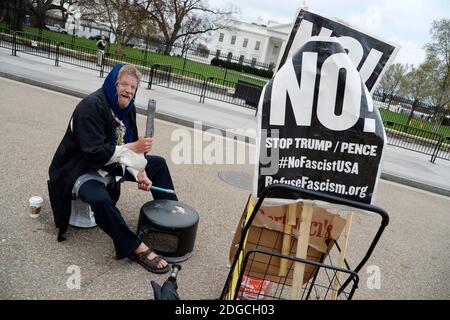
[
  {"left": 78, "top": 0, "right": 151, "bottom": 54},
  {"left": 402, "top": 63, "right": 434, "bottom": 102},
  {"left": 424, "top": 18, "right": 450, "bottom": 112},
  {"left": 397, "top": 19, "right": 450, "bottom": 130},
  {"left": 27, "top": 0, "right": 55, "bottom": 29},
  {"left": 377, "top": 62, "right": 410, "bottom": 109},
  {"left": 401, "top": 62, "right": 435, "bottom": 125},
  {"left": 53, "top": 0, "right": 78, "bottom": 25},
  {"left": 147, "top": 0, "right": 231, "bottom": 55},
  {"left": 176, "top": 14, "right": 208, "bottom": 56}
]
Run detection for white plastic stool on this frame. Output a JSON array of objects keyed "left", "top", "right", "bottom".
[{"left": 69, "top": 199, "right": 97, "bottom": 228}]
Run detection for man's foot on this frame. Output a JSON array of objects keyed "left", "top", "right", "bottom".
[{"left": 130, "top": 243, "right": 170, "bottom": 274}]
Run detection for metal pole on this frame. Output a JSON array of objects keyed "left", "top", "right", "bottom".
[
  {"left": 55, "top": 43, "right": 60, "bottom": 66},
  {"left": 223, "top": 67, "right": 228, "bottom": 86},
  {"left": 100, "top": 51, "right": 105, "bottom": 77},
  {"left": 71, "top": 27, "right": 75, "bottom": 49},
  {"left": 430, "top": 136, "right": 444, "bottom": 163},
  {"left": 148, "top": 65, "right": 155, "bottom": 89},
  {"left": 144, "top": 36, "right": 149, "bottom": 62},
  {"left": 199, "top": 77, "right": 207, "bottom": 103},
  {"left": 182, "top": 50, "right": 187, "bottom": 76},
  {"left": 12, "top": 31, "right": 17, "bottom": 56}
]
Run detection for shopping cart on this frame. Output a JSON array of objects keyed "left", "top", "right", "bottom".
[{"left": 220, "top": 184, "right": 389, "bottom": 300}]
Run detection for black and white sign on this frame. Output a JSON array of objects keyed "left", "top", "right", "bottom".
[
  {"left": 255, "top": 36, "right": 386, "bottom": 204},
  {"left": 277, "top": 9, "right": 399, "bottom": 93}
]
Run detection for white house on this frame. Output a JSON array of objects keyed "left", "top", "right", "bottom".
[
  {"left": 206, "top": 18, "right": 292, "bottom": 69},
  {"left": 65, "top": 12, "right": 116, "bottom": 43}
]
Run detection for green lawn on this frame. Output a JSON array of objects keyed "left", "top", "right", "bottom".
[
  {"left": 379, "top": 108, "right": 450, "bottom": 138},
  {"left": 0, "top": 22, "right": 268, "bottom": 87}
]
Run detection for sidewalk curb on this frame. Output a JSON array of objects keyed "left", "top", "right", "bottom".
[
  {"left": 1, "top": 71, "right": 448, "bottom": 197},
  {"left": 381, "top": 172, "right": 450, "bottom": 197},
  {"left": 0, "top": 71, "right": 87, "bottom": 99}
]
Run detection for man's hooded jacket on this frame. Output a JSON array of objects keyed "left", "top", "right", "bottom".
[{"left": 48, "top": 64, "right": 138, "bottom": 240}]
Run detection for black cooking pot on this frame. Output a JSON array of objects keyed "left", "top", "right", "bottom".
[{"left": 137, "top": 200, "right": 199, "bottom": 263}]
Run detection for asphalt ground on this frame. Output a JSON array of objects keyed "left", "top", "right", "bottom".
[{"left": 0, "top": 77, "right": 449, "bottom": 300}]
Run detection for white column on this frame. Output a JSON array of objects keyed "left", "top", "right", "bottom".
[{"left": 259, "top": 37, "right": 271, "bottom": 64}]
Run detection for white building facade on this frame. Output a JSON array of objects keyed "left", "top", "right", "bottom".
[
  {"left": 206, "top": 18, "right": 292, "bottom": 69},
  {"left": 65, "top": 13, "right": 116, "bottom": 43}
]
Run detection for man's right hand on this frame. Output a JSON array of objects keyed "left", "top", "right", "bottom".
[{"left": 125, "top": 137, "right": 153, "bottom": 154}]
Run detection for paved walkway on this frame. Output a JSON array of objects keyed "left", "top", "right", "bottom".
[{"left": 0, "top": 47, "right": 449, "bottom": 196}]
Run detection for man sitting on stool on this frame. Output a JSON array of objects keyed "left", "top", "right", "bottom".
[{"left": 48, "top": 63, "right": 177, "bottom": 274}]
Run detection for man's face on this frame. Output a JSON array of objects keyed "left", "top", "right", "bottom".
[{"left": 116, "top": 73, "right": 137, "bottom": 109}]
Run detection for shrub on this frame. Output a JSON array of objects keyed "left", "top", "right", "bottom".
[{"left": 210, "top": 57, "right": 273, "bottom": 79}]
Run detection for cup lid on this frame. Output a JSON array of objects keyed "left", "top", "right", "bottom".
[{"left": 29, "top": 196, "right": 43, "bottom": 205}]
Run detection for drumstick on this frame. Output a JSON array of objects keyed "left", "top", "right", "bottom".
[
  {"left": 150, "top": 185, "right": 176, "bottom": 194},
  {"left": 146, "top": 99, "right": 156, "bottom": 138}
]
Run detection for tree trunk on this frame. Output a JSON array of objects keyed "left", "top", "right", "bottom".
[
  {"left": 407, "top": 100, "right": 417, "bottom": 126},
  {"left": 431, "top": 106, "right": 443, "bottom": 133},
  {"left": 163, "top": 41, "right": 173, "bottom": 55},
  {"left": 4, "top": 1, "right": 26, "bottom": 31},
  {"left": 37, "top": 12, "right": 46, "bottom": 29},
  {"left": 387, "top": 94, "right": 392, "bottom": 111},
  {"left": 10, "top": 10, "right": 25, "bottom": 31},
  {"left": 115, "top": 34, "right": 124, "bottom": 55},
  {"left": 61, "top": 11, "right": 68, "bottom": 25}
]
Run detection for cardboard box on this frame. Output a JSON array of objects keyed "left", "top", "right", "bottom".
[{"left": 229, "top": 196, "right": 347, "bottom": 286}]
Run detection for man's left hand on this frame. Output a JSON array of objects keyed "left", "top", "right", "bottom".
[{"left": 137, "top": 170, "right": 152, "bottom": 191}]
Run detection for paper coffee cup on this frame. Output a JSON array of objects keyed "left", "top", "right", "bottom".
[{"left": 29, "top": 196, "right": 43, "bottom": 218}]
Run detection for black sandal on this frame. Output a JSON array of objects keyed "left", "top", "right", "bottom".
[{"left": 130, "top": 249, "right": 170, "bottom": 274}]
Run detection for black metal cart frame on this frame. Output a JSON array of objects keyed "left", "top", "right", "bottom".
[{"left": 220, "top": 184, "right": 389, "bottom": 300}]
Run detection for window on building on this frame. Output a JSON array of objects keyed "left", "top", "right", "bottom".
[
  {"left": 89, "top": 27, "right": 92, "bottom": 32},
  {"left": 219, "top": 33, "right": 224, "bottom": 42},
  {"left": 231, "top": 35, "right": 236, "bottom": 45},
  {"left": 243, "top": 38, "right": 248, "bottom": 48},
  {"left": 239, "top": 55, "right": 244, "bottom": 64},
  {"left": 227, "top": 52, "right": 233, "bottom": 61},
  {"left": 83, "top": 25, "right": 86, "bottom": 31},
  {"left": 255, "top": 41, "right": 261, "bottom": 50},
  {"left": 215, "top": 49, "right": 221, "bottom": 58},
  {"left": 251, "top": 57, "right": 257, "bottom": 67}
]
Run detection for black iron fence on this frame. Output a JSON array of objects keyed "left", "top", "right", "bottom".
[
  {"left": 147, "top": 63, "right": 263, "bottom": 110},
  {"left": 373, "top": 93, "right": 450, "bottom": 162},
  {"left": 57, "top": 41, "right": 100, "bottom": 70},
  {"left": 384, "top": 121, "right": 448, "bottom": 160},
  {"left": 0, "top": 26, "right": 266, "bottom": 110}
]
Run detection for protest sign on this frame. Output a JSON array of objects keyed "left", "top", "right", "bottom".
[
  {"left": 277, "top": 9, "right": 399, "bottom": 93},
  {"left": 255, "top": 36, "right": 386, "bottom": 204}
]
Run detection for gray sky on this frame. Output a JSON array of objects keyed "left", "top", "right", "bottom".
[{"left": 213, "top": 0, "right": 450, "bottom": 66}]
